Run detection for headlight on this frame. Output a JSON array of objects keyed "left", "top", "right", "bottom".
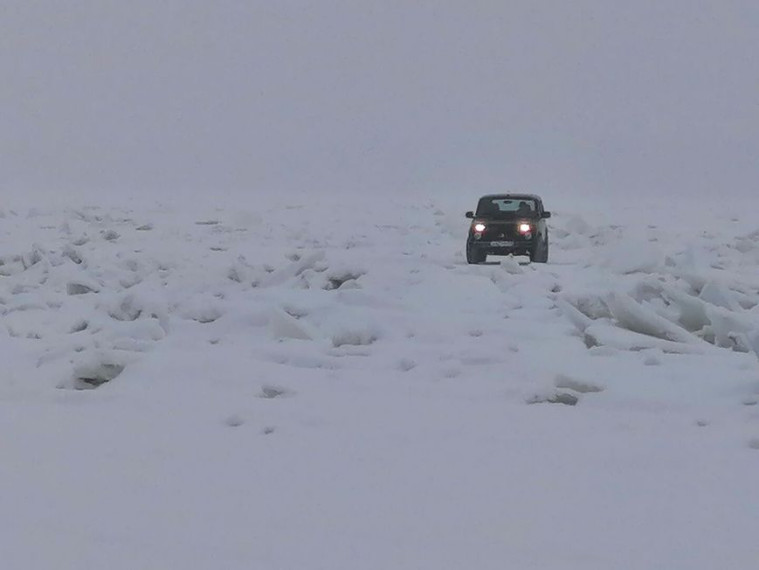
[
  {"left": 474, "top": 223, "right": 486, "bottom": 232},
  {"left": 518, "top": 223, "right": 531, "bottom": 234}
]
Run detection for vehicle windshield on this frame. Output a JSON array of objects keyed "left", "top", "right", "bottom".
[{"left": 476, "top": 197, "right": 537, "bottom": 218}]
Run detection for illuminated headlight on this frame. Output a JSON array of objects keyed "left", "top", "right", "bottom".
[
  {"left": 518, "top": 223, "right": 532, "bottom": 234},
  {"left": 474, "top": 223, "right": 486, "bottom": 232}
]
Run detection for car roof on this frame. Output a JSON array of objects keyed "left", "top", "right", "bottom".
[{"left": 478, "top": 193, "right": 543, "bottom": 202}]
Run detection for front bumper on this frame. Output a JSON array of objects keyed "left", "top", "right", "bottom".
[{"left": 468, "top": 239, "right": 534, "bottom": 256}]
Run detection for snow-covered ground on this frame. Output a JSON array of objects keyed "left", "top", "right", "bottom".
[{"left": 2, "top": 191, "right": 758, "bottom": 569}]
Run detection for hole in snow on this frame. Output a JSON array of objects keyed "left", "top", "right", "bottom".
[
  {"left": 225, "top": 414, "right": 245, "bottom": 427},
  {"left": 325, "top": 269, "right": 365, "bottom": 290},
  {"left": 109, "top": 297, "right": 142, "bottom": 321},
  {"left": 73, "top": 362, "right": 126, "bottom": 389},
  {"left": 67, "top": 282, "right": 98, "bottom": 295},
  {"left": 69, "top": 320, "right": 89, "bottom": 333},
  {"left": 527, "top": 391, "right": 579, "bottom": 406},
  {"left": 259, "top": 385, "right": 294, "bottom": 399},
  {"left": 62, "top": 246, "right": 83, "bottom": 264}
]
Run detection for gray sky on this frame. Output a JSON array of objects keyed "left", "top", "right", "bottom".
[{"left": 3, "top": 1, "right": 758, "bottom": 203}]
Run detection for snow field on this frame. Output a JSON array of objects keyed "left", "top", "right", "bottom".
[{"left": 1, "top": 195, "right": 759, "bottom": 569}]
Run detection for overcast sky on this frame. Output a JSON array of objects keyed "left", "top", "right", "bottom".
[{"left": 2, "top": 1, "right": 758, "bottom": 204}]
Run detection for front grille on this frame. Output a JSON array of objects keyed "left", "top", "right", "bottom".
[{"left": 480, "top": 223, "right": 520, "bottom": 241}]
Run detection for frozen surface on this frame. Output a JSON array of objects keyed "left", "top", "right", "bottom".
[{"left": 1, "top": 192, "right": 759, "bottom": 569}]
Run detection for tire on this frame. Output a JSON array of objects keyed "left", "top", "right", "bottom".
[
  {"left": 531, "top": 237, "right": 549, "bottom": 263},
  {"left": 466, "top": 243, "right": 486, "bottom": 264}
]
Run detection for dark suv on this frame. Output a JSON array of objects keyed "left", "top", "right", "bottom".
[{"left": 465, "top": 194, "right": 551, "bottom": 263}]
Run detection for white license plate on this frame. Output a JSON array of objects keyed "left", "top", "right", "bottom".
[{"left": 490, "top": 241, "right": 514, "bottom": 247}]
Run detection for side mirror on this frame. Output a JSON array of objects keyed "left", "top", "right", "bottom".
[
  {"left": 542, "top": 211, "right": 552, "bottom": 219},
  {"left": 465, "top": 211, "right": 474, "bottom": 219}
]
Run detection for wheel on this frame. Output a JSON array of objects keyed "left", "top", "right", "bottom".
[
  {"left": 466, "top": 243, "right": 486, "bottom": 264},
  {"left": 530, "top": 237, "right": 549, "bottom": 263}
]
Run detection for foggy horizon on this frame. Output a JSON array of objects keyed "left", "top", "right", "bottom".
[{"left": 3, "top": 1, "right": 759, "bottom": 204}]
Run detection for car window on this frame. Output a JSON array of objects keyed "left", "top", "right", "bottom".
[{"left": 477, "top": 198, "right": 536, "bottom": 216}]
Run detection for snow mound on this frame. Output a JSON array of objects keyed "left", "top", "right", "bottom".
[
  {"left": 331, "top": 323, "right": 380, "bottom": 347},
  {"left": 268, "top": 308, "right": 319, "bottom": 341},
  {"left": 554, "top": 373, "right": 605, "bottom": 393},
  {"left": 606, "top": 292, "right": 702, "bottom": 344},
  {"left": 600, "top": 240, "right": 664, "bottom": 274}
]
